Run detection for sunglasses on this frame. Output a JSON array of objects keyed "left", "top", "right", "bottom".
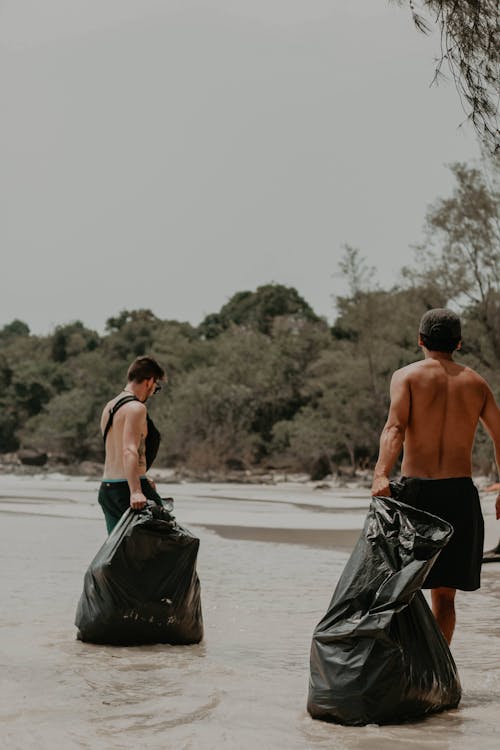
[{"left": 153, "top": 381, "right": 162, "bottom": 395}]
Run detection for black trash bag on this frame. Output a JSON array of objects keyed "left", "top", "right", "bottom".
[
  {"left": 75, "top": 503, "right": 203, "bottom": 645},
  {"left": 308, "top": 494, "right": 461, "bottom": 725}
]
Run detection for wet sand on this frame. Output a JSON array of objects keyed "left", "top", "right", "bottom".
[
  {"left": 1, "top": 474, "right": 499, "bottom": 749},
  {"left": 200, "top": 524, "right": 361, "bottom": 549}
]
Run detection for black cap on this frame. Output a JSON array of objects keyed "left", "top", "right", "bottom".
[{"left": 419, "top": 308, "right": 461, "bottom": 341}]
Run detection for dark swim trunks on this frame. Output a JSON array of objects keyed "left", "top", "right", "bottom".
[
  {"left": 392, "top": 476, "right": 484, "bottom": 591},
  {"left": 98, "top": 477, "right": 163, "bottom": 534}
]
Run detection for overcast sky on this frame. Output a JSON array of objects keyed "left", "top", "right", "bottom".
[{"left": 1, "top": 0, "right": 480, "bottom": 334}]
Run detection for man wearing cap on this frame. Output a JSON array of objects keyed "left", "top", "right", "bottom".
[{"left": 371, "top": 308, "right": 500, "bottom": 644}]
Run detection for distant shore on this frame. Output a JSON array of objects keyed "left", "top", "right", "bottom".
[
  {"left": 0, "top": 452, "right": 375, "bottom": 487},
  {"left": 2, "top": 453, "right": 499, "bottom": 497}
]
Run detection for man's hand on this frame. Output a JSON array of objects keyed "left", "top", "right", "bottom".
[
  {"left": 130, "top": 491, "right": 148, "bottom": 510},
  {"left": 496, "top": 493, "right": 500, "bottom": 520},
  {"left": 371, "top": 474, "right": 391, "bottom": 497},
  {"left": 147, "top": 477, "right": 157, "bottom": 491}
]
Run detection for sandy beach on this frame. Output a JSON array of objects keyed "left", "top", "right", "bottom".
[{"left": 1, "top": 473, "right": 499, "bottom": 750}]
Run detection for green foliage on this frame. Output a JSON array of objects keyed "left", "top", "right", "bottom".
[
  {"left": 198, "top": 283, "right": 319, "bottom": 338},
  {"left": 272, "top": 410, "right": 336, "bottom": 476},
  {"left": 150, "top": 321, "right": 212, "bottom": 380},
  {"left": 275, "top": 282, "right": 426, "bottom": 473},
  {"left": 103, "top": 310, "right": 163, "bottom": 360},
  {"left": 0, "top": 319, "right": 30, "bottom": 338},
  {"left": 22, "top": 389, "right": 96, "bottom": 461},
  {"left": 158, "top": 367, "right": 258, "bottom": 471},
  {"left": 406, "top": 164, "right": 499, "bottom": 308},
  {"left": 0, "top": 328, "right": 75, "bottom": 452},
  {"left": 105, "top": 308, "right": 159, "bottom": 332},
  {"left": 51, "top": 321, "right": 100, "bottom": 363},
  {"left": 155, "top": 322, "right": 330, "bottom": 469},
  {"left": 0, "top": 353, "right": 13, "bottom": 389},
  {"left": 0, "top": 410, "right": 19, "bottom": 452}
]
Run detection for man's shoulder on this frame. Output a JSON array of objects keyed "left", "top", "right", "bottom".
[
  {"left": 104, "top": 395, "right": 146, "bottom": 418},
  {"left": 394, "top": 359, "right": 488, "bottom": 387},
  {"left": 458, "top": 361, "right": 485, "bottom": 376},
  {"left": 119, "top": 398, "right": 147, "bottom": 416},
  {"left": 458, "top": 365, "right": 490, "bottom": 389},
  {"left": 392, "top": 361, "right": 424, "bottom": 380}
]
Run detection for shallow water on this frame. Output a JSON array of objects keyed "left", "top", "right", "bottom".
[{"left": 0, "top": 475, "right": 499, "bottom": 749}]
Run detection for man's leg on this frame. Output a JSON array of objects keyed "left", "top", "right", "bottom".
[
  {"left": 102, "top": 507, "right": 121, "bottom": 535},
  {"left": 431, "top": 587, "right": 456, "bottom": 645},
  {"left": 98, "top": 482, "right": 130, "bottom": 535}
]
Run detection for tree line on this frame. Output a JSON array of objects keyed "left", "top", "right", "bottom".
[{"left": 1, "top": 163, "right": 499, "bottom": 479}]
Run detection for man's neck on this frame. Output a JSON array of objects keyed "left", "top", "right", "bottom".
[
  {"left": 423, "top": 349, "right": 454, "bottom": 362},
  {"left": 122, "top": 382, "right": 147, "bottom": 402}
]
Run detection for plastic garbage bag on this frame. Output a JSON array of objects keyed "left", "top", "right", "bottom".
[
  {"left": 75, "top": 502, "right": 203, "bottom": 645},
  {"left": 307, "top": 494, "right": 461, "bottom": 725}
]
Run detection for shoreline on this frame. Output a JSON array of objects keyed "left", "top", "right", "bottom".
[
  {"left": 1, "top": 460, "right": 498, "bottom": 493},
  {"left": 0, "top": 459, "right": 373, "bottom": 489}
]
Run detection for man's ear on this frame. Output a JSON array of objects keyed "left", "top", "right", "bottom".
[
  {"left": 418, "top": 335, "right": 423, "bottom": 346},
  {"left": 456, "top": 340, "right": 462, "bottom": 351}
]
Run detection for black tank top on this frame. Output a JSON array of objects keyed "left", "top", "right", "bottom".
[{"left": 102, "top": 395, "right": 161, "bottom": 470}]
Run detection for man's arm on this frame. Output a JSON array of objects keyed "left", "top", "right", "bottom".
[
  {"left": 122, "top": 403, "right": 148, "bottom": 510},
  {"left": 371, "top": 369, "right": 411, "bottom": 497},
  {"left": 480, "top": 385, "right": 500, "bottom": 520}
]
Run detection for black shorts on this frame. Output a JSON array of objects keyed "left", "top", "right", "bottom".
[{"left": 394, "top": 476, "right": 484, "bottom": 591}]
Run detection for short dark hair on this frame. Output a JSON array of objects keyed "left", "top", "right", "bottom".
[
  {"left": 419, "top": 308, "right": 461, "bottom": 353},
  {"left": 127, "top": 356, "right": 165, "bottom": 383}
]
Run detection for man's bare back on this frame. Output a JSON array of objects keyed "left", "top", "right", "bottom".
[
  {"left": 372, "top": 352, "right": 500, "bottom": 494},
  {"left": 397, "top": 358, "right": 487, "bottom": 479},
  {"left": 101, "top": 394, "right": 148, "bottom": 480}
]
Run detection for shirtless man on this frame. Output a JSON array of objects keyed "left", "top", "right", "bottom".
[
  {"left": 371, "top": 309, "right": 500, "bottom": 644},
  {"left": 98, "top": 355, "right": 165, "bottom": 533}
]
